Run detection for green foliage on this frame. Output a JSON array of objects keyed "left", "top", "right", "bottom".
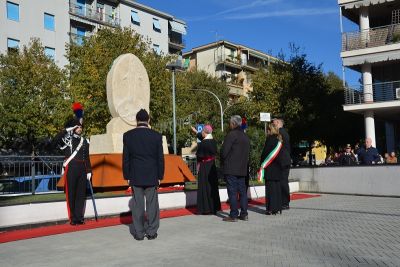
[{"left": 0, "top": 39, "right": 69, "bottom": 153}]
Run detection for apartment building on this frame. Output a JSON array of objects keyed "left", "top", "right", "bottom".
[
  {"left": 339, "top": 0, "right": 400, "bottom": 153},
  {"left": 1, "top": 0, "right": 187, "bottom": 67},
  {"left": 183, "top": 40, "right": 279, "bottom": 99}
]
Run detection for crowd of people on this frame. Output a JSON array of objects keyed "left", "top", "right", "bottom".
[
  {"left": 323, "top": 138, "right": 398, "bottom": 166},
  {"left": 193, "top": 115, "right": 291, "bottom": 220}
]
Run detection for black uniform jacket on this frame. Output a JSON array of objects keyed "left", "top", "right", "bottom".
[
  {"left": 53, "top": 129, "right": 92, "bottom": 173},
  {"left": 122, "top": 124, "right": 165, "bottom": 187},
  {"left": 220, "top": 127, "right": 250, "bottom": 177}
]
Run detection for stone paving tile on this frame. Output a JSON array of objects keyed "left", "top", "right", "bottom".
[{"left": 1, "top": 194, "right": 400, "bottom": 266}]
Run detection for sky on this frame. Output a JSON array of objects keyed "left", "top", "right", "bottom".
[{"left": 140, "top": 0, "right": 360, "bottom": 85}]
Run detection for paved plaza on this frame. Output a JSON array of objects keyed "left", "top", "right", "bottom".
[{"left": 1, "top": 194, "right": 400, "bottom": 267}]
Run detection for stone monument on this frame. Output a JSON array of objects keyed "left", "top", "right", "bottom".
[
  {"left": 57, "top": 53, "right": 196, "bottom": 190},
  {"left": 90, "top": 53, "right": 168, "bottom": 154}
]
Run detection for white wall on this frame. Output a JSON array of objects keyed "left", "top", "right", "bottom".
[
  {"left": 196, "top": 49, "right": 218, "bottom": 77},
  {"left": 0, "top": 0, "right": 70, "bottom": 67},
  {"left": 290, "top": 165, "right": 400, "bottom": 196},
  {"left": 0, "top": 183, "right": 299, "bottom": 228}
]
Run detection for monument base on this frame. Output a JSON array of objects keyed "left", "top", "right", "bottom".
[{"left": 57, "top": 154, "right": 196, "bottom": 189}]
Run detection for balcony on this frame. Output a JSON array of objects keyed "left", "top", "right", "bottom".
[
  {"left": 168, "top": 36, "right": 186, "bottom": 49},
  {"left": 69, "top": 3, "right": 120, "bottom": 27},
  {"left": 342, "top": 23, "right": 400, "bottom": 52},
  {"left": 227, "top": 82, "right": 243, "bottom": 96},
  {"left": 344, "top": 80, "right": 400, "bottom": 104},
  {"left": 216, "top": 55, "right": 241, "bottom": 69}
]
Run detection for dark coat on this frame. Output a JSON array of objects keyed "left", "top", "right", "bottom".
[
  {"left": 260, "top": 135, "right": 283, "bottom": 181},
  {"left": 339, "top": 153, "right": 356, "bottom": 165},
  {"left": 357, "top": 146, "right": 381, "bottom": 165},
  {"left": 278, "top": 128, "right": 291, "bottom": 168},
  {"left": 221, "top": 127, "right": 250, "bottom": 177},
  {"left": 122, "top": 124, "right": 165, "bottom": 187}
]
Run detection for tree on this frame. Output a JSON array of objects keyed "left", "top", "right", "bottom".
[{"left": 0, "top": 39, "right": 69, "bottom": 153}]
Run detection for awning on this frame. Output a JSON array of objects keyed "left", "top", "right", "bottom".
[
  {"left": 169, "top": 21, "right": 187, "bottom": 35},
  {"left": 342, "top": 0, "right": 395, "bottom": 9},
  {"left": 343, "top": 49, "right": 400, "bottom": 66},
  {"left": 131, "top": 10, "right": 140, "bottom": 24},
  {"left": 153, "top": 18, "right": 161, "bottom": 31}
]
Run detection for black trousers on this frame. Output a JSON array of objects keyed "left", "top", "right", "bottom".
[
  {"left": 281, "top": 168, "right": 290, "bottom": 206},
  {"left": 66, "top": 161, "right": 87, "bottom": 222}
]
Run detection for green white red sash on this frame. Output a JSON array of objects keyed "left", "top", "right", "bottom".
[{"left": 257, "top": 141, "right": 282, "bottom": 183}]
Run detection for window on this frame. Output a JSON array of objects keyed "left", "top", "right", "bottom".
[
  {"left": 44, "top": 13, "right": 55, "bottom": 31},
  {"left": 7, "top": 38, "right": 19, "bottom": 52},
  {"left": 131, "top": 10, "right": 140, "bottom": 26},
  {"left": 153, "top": 44, "right": 161, "bottom": 55},
  {"left": 45, "top": 47, "right": 55, "bottom": 60},
  {"left": 75, "top": 27, "right": 86, "bottom": 46},
  {"left": 153, "top": 18, "right": 161, "bottom": 32},
  {"left": 6, "top": 1, "right": 19, "bottom": 21}
]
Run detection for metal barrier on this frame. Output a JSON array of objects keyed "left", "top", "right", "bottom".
[
  {"left": 342, "top": 23, "right": 400, "bottom": 52},
  {"left": 0, "top": 156, "right": 64, "bottom": 195},
  {"left": 344, "top": 81, "right": 400, "bottom": 104}
]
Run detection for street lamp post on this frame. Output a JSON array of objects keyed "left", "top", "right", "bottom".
[
  {"left": 166, "top": 57, "right": 184, "bottom": 155},
  {"left": 190, "top": 89, "right": 224, "bottom": 132}
]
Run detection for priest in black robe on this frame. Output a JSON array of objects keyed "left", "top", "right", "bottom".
[{"left": 196, "top": 125, "right": 221, "bottom": 214}]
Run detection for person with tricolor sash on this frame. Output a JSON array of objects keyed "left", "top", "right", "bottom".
[{"left": 258, "top": 124, "right": 284, "bottom": 215}]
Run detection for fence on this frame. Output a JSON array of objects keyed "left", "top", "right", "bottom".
[
  {"left": 0, "top": 156, "right": 64, "bottom": 195},
  {"left": 344, "top": 80, "right": 400, "bottom": 104},
  {"left": 342, "top": 23, "right": 400, "bottom": 52}
]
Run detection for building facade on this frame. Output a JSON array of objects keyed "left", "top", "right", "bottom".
[
  {"left": 339, "top": 0, "right": 400, "bottom": 153},
  {"left": 1, "top": 0, "right": 187, "bottom": 67},
  {"left": 183, "top": 40, "right": 279, "bottom": 99}
]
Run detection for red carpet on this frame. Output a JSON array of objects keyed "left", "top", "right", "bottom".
[{"left": 0, "top": 193, "right": 319, "bottom": 243}]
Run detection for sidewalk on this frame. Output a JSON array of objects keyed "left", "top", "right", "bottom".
[{"left": 1, "top": 194, "right": 400, "bottom": 267}]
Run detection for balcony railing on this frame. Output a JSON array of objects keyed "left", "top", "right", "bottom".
[
  {"left": 168, "top": 37, "right": 186, "bottom": 47},
  {"left": 342, "top": 23, "right": 400, "bottom": 52},
  {"left": 216, "top": 55, "right": 241, "bottom": 66},
  {"left": 344, "top": 80, "right": 400, "bottom": 104},
  {"left": 69, "top": 3, "right": 120, "bottom": 27}
]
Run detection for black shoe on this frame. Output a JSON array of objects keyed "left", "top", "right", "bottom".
[
  {"left": 133, "top": 235, "right": 144, "bottom": 241},
  {"left": 222, "top": 217, "right": 238, "bottom": 222},
  {"left": 70, "top": 221, "right": 77, "bottom": 226},
  {"left": 282, "top": 205, "right": 290, "bottom": 210},
  {"left": 265, "top": 211, "right": 273, "bottom": 216},
  {"left": 77, "top": 220, "right": 85, "bottom": 225},
  {"left": 147, "top": 233, "right": 158, "bottom": 240},
  {"left": 239, "top": 215, "right": 248, "bottom": 221}
]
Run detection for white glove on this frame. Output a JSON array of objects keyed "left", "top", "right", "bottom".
[
  {"left": 66, "top": 125, "right": 79, "bottom": 133},
  {"left": 86, "top": 173, "right": 92, "bottom": 181}
]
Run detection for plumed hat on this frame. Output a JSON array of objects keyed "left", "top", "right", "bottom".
[{"left": 72, "top": 102, "right": 84, "bottom": 122}]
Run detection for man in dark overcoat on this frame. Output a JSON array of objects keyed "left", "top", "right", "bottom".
[
  {"left": 221, "top": 115, "right": 250, "bottom": 222},
  {"left": 123, "top": 109, "right": 164, "bottom": 240}
]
